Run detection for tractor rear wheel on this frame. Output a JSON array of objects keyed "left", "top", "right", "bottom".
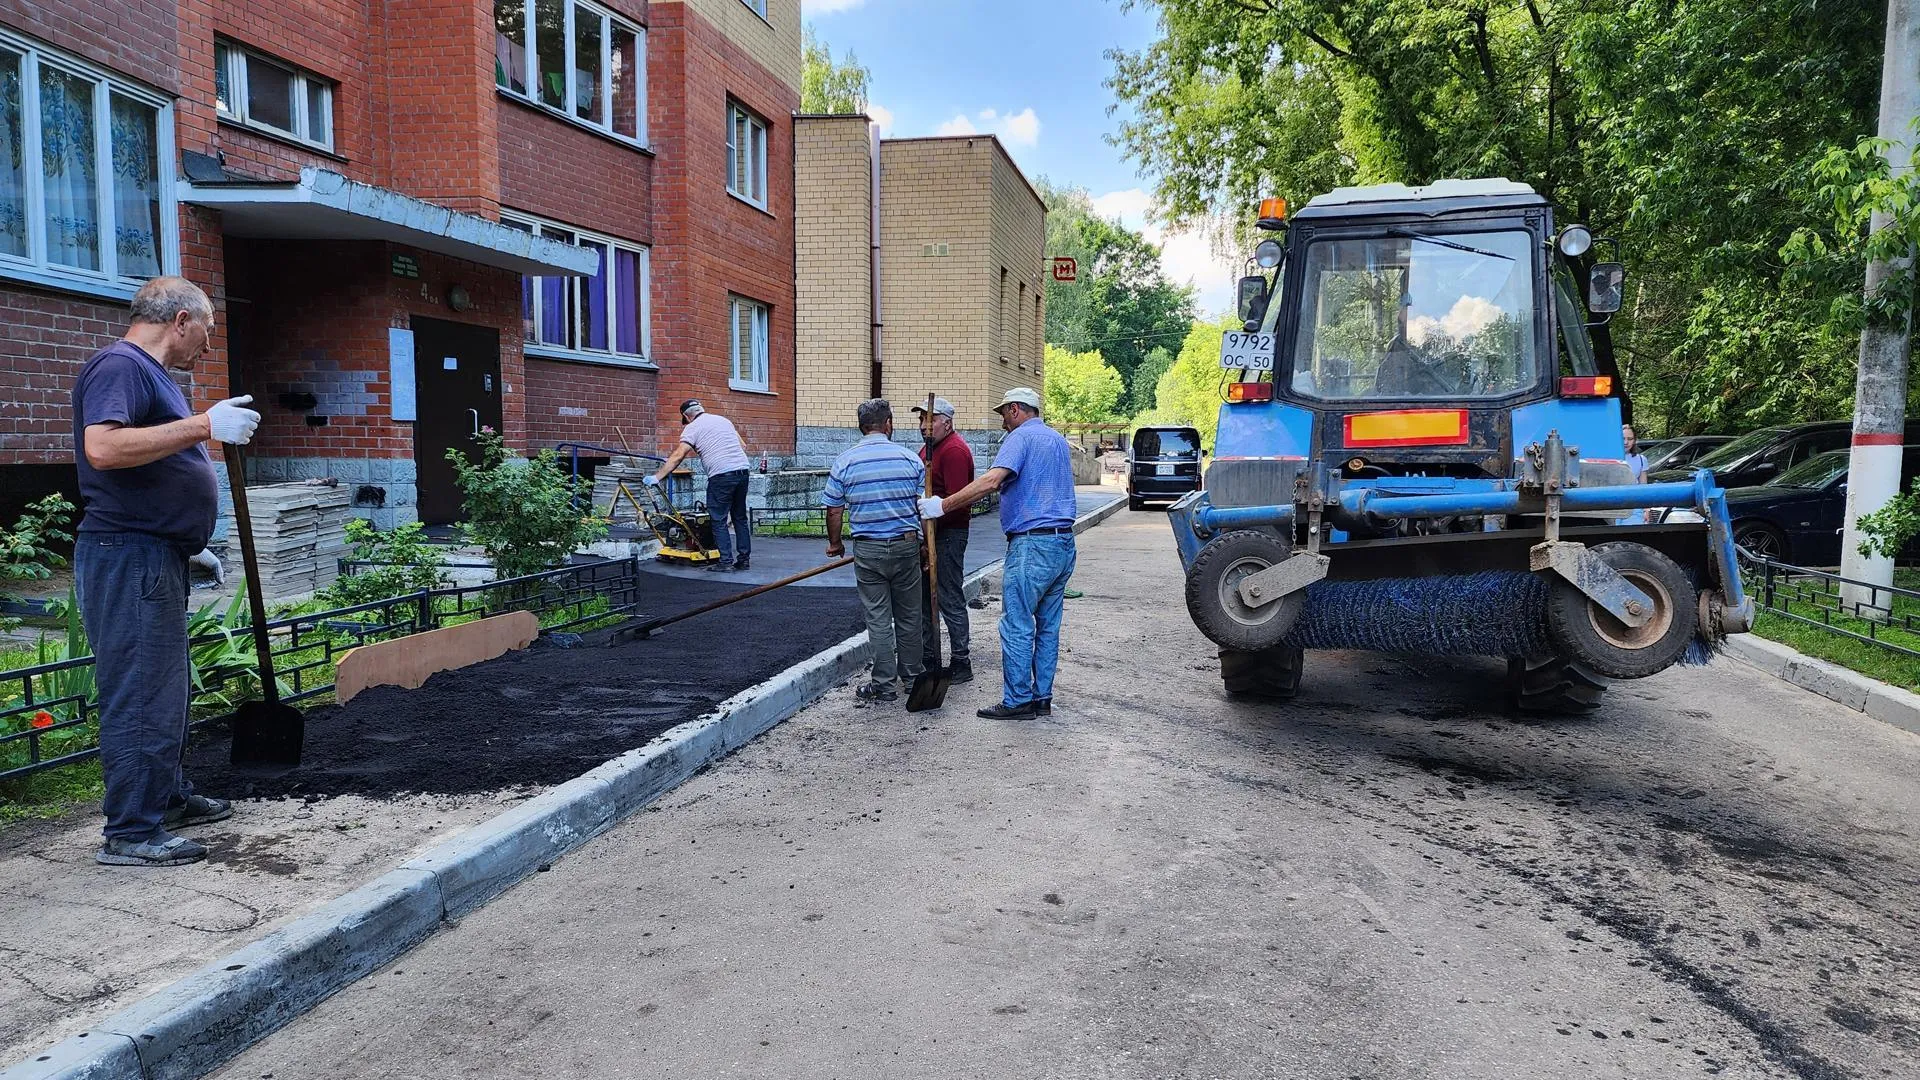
[
  {"left": 1506, "top": 654, "right": 1608, "bottom": 714},
  {"left": 1220, "top": 644, "right": 1304, "bottom": 700},
  {"left": 1544, "top": 542, "right": 1699, "bottom": 679},
  {"left": 1184, "top": 530, "right": 1305, "bottom": 651}
]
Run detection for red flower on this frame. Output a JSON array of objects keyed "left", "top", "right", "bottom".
[{"left": 29, "top": 711, "right": 54, "bottom": 729}]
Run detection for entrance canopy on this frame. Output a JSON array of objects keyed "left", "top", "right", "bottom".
[{"left": 181, "top": 167, "right": 597, "bottom": 277}]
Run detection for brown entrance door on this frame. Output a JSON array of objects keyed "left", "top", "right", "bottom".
[{"left": 411, "top": 317, "right": 503, "bottom": 525}]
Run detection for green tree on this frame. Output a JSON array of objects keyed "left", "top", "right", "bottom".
[
  {"left": 448, "top": 431, "right": 609, "bottom": 579},
  {"left": 1139, "top": 318, "right": 1237, "bottom": 450},
  {"left": 801, "top": 26, "right": 870, "bottom": 114},
  {"left": 1129, "top": 346, "right": 1175, "bottom": 415},
  {"left": 1042, "top": 344, "right": 1126, "bottom": 424}
]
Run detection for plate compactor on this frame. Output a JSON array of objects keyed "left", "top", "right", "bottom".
[{"left": 1174, "top": 178, "right": 1752, "bottom": 713}]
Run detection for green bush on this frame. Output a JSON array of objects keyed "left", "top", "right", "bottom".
[
  {"left": 1, "top": 494, "right": 74, "bottom": 631},
  {"left": 1855, "top": 478, "right": 1920, "bottom": 561},
  {"left": 323, "top": 519, "right": 450, "bottom": 608},
  {"left": 448, "top": 430, "right": 609, "bottom": 580}
]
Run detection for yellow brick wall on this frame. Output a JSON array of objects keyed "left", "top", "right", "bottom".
[
  {"left": 656, "top": 0, "right": 803, "bottom": 92},
  {"left": 989, "top": 142, "right": 1047, "bottom": 410},
  {"left": 794, "top": 116, "right": 874, "bottom": 427}
]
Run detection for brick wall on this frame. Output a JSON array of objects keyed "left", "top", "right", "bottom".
[
  {"left": 498, "top": 101, "right": 654, "bottom": 243},
  {"left": 989, "top": 139, "right": 1047, "bottom": 401},
  {"left": 653, "top": 0, "right": 800, "bottom": 93},
  {"left": 0, "top": 0, "right": 181, "bottom": 97},
  {"left": 522, "top": 359, "right": 660, "bottom": 449},
  {"left": 794, "top": 116, "right": 873, "bottom": 428},
  {"left": 877, "top": 138, "right": 993, "bottom": 422}
]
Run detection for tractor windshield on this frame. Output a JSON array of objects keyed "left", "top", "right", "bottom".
[{"left": 1289, "top": 229, "right": 1538, "bottom": 401}]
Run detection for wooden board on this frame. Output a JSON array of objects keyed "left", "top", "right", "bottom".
[{"left": 334, "top": 611, "right": 541, "bottom": 704}]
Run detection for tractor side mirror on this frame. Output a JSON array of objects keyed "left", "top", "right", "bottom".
[
  {"left": 1587, "top": 262, "right": 1625, "bottom": 314},
  {"left": 1237, "top": 275, "right": 1270, "bottom": 327}
]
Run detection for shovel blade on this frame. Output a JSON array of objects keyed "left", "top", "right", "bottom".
[
  {"left": 229, "top": 700, "right": 305, "bottom": 773},
  {"left": 904, "top": 667, "right": 951, "bottom": 712}
]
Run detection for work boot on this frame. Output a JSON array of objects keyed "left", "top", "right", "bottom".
[
  {"left": 732, "top": 556, "right": 751, "bottom": 572},
  {"left": 163, "top": 794, "right": 233, "bottom": 830},
  {"left": 1033, "top": 697, "right": 1051, "bottom": 715},
  {"left": 96, "top": 831, "right": 208, "bottom": 867},
  {"left": 948, "top": 659, "right": 973, "bottom": 684},
  {"left": 704, "top": 559, "right": 735, "bottom": 573},
  {"left": 976, "top": 701, "right": 1036, "bottom": 720},
  {"left": 856, "top": 681, "right": 899, "bottom": 702}
]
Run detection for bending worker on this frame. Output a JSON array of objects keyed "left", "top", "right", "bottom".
[
  {"left": 914, "top": 395, "right": 975, "bottom": 685},
  {"left": 918, "top": 387, "right": 1076, "bottom": 719},
  {"left": 647, "top": 400, "right": 753, "bottom": 572},
  {"left": 824, "top": 399, "right": 926, "bottom": 703}
]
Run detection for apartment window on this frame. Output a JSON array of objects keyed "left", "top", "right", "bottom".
[
  {"left": 214, "top": 41, "right": 333, "bottom": 151},
  {"left": 0, "top": 30, "right": 175, "bottom": 293},
  {"left": 743, "top": 0, "right": 769, "bottom": 17},
  {"left": 726, "top": 101, "right": 768, "bottom": 208},
  {"left": 495, "top": 0, "right": 646, "bottom": 145},
  {"left": 502, "top": 211, "right": 651, "bottom": 366},
  {"left": 729, "top": 295, "right": 770, "bottom": 391}
]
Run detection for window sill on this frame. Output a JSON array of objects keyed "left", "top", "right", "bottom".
[
  {"left": 725, "top": 189, "right": 775, "bottom": 218},
  {"left": 525, "top": 345, "right": 658, "bottom": 371},
  {"left": 728, "top": 381, "right": 776, "bottom": 396},
  {"left": 496, "top": 89, "right": 655, "bottom": 157},
  {"left": 0, "top": 262, "right": 140, "bottom": 304},
  {"left": 217, "top": 115, "right": 346, "bottom": 162}
]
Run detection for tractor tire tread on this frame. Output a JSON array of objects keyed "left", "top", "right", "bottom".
[
  {"left": 1221, "top": 645, "right": 1304, "bottom": 700},
  {"left": 1508, "top": 655, "right": 1608, "bottom": 714}
]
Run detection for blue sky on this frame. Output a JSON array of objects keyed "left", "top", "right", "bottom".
[{"left": 800, "top": 0, "right": 1239, "bottom": 315}]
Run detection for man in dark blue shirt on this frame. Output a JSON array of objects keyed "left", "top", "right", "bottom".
[{"left": 74, "top": 276, "right": 260, "bottom": 867}]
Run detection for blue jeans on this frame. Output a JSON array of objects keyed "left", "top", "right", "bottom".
[
  {"left": 998, "top": 533, "right": 1076, "bottom": 707},
  {"left": 706, "top": 468, "right": 752, "bottom": 565},
  {"left": 75, "top": 532, "right": 195, "bottom": 842}
]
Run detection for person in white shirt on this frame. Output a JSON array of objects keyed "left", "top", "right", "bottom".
[
  {"left": 1620, "top": 423, "right": 1651, "bottom": 525},
  {"left": 647, "top": 400, "right": 755, "bottom": 572}
]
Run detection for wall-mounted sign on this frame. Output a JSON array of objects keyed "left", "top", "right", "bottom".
[
  {"left": 391, "top": 254, "right": 421, "bottom": 279},
  {"left": 1051, "top": 256, "right": 1077, "bottom": 283}
]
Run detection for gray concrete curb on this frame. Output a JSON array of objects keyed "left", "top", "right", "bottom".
[
  {"left": 3, "top": 493, "right": 1125, "bottom": 1080},
  {"left": 1722, "top": 633, "right": 1920, "bottom": 738}
]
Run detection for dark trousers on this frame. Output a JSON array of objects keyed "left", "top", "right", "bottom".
[
  {"left": 706, "top": 468, "right": 752, "bottom": 565},
  {"left": 76, "top": 532, "right": 194, "bottom": 842},
  {"left": 921, "top": 524, "right": 971, "bottom": 667},
  {"left": 853, "top": 535, "right": 924, "bottom": 684}
]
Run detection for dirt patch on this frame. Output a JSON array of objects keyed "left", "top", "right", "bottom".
[{"left": 185, "top": 570, "right": 863, "bottom": 800}]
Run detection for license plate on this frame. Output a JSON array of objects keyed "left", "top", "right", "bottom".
[
  {"left": 1156, "top": 464, "right": 1174, "bottom": 476},
  {"left": 1218, "top": 331, "right": 1275, "bottom": 371}
]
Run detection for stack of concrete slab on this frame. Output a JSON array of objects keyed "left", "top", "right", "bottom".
[
  {"left": 591, "top": 457, "right": 656, "bottom": 526},
  {"left": 243, "top": 482, "right": 352, "bottom": 597}
]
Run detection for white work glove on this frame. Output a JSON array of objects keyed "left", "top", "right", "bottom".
[
  {"left": 918, "top": 497, "right": 946, "bottom": 520},
  {"left": 207, "top": 395, "right": 260, "bottom": 445},
  {"left": 189, "top": 548, "right": 224, "bottom": 584},
  {"left": 641, "top": 474, "right": 661, "bottom": 488}
]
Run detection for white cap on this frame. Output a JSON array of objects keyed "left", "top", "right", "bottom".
[
  {"left": 995, "top": 387, "right": 1042, "bottom": 413},
  {"left": 911, "top": 396, "right": 957, "bottom": 418}
]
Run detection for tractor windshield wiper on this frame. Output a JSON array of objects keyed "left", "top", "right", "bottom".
[{"left": 1387, "top": 228, "right": 1514, "bottom": 261}]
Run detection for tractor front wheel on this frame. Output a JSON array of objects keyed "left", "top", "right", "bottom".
[
  {"left": 1544, "top": 542, "right": 1699, "bottom": 679},
  {"left": 1185, "top": 530, "right": 1305, "bottom": 652}
]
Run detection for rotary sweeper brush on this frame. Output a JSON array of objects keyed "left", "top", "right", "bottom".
[{"left": 1172, "top": 179, "right": 1752, "bottom": 713}]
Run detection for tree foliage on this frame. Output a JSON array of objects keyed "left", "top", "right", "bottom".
[
  {"left": 801, "top": 26, "right": 870, "bottom": 114},
  {"left": 1108, "top": 0, "right": 1894, "bottom": 435},
  {"left": 1042, "top": 344, "right": 1126, "bottom": 424},
  {"left": 1139, "top": 318, "right": 1239, "bottom": 450},
  {"left": 1129, "top": 346, "right": 1175, "bottom": 415},
  {"left": 1038, "top": 179, "right": 1196, "bottom": 407}
]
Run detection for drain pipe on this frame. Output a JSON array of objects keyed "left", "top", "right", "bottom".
[{"left": 869, "top": 120, "right": 883, "bottom": 399}]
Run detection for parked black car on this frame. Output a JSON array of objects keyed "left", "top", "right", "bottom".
[
  {"left": 1128, "top": 426, "right": 1204, "bottom": 510},
  {"left": 1665, "top": 447, "right": 1920, "bottom": 566},
  {"left": 1648, "top": 419, "right": 1920, "bottom": 488},
  {"left": 1639, "top": 434, "right": 1731, "bottom": 473}
]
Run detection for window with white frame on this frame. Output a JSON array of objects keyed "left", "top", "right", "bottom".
[
  {"left": 741, "top": 0, "right": 769, "bottom": 18},
  {"left": 0, "top": 31, "right": 175, "bottom": 292},
  {"left": 494, "top": 0, "right": 646, "bottom": 145},
  {"left": 214, "top": 41, "right": 333, "bottom": 151},
  {"left": 729, "top": 295, "right": 769, "bottom": 391},
  {"left": 725, "top": 101, "right": 767, "bottom": 208},
  {"left": 501, "top": 211, "right": 651, "bottom": 365}
]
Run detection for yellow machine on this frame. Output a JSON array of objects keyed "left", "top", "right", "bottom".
[{"left": 609, "top": 477, "right": 722, "bottom": 566}]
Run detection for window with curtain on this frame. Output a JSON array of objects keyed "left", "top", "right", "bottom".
[
  {"left": 0, "top": 31, "right": 175, "bottom": 292},
  {"left": 503, "top": 210, "right": 650, "bottom": 366},
  {"left": 213, "top": 40, "right": 333, "bottom": 150},
  {"left": 494, "top": 0, "right": 646, "bottom": 146},
  {"left": 726, "top": 101, "right": 767, "bottom": 208},
  {"left": 729, "top": 295, "right": 769, "bottom": 391}
]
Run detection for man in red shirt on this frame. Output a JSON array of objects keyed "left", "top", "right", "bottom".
[{"left": 915, "top": 396, "right": 976, "bottom": 682}]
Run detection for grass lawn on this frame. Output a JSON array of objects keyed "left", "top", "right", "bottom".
[{"left": 1746, "top": 566, "right": 1920, "bottom": 692}]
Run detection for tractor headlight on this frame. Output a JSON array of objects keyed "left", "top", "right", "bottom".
[
  {"left": 1557, "top": 225, "right": 1593, "bottom": 258},
  {"left": 1254, "top": 239, "right": 1284, "bottom": 269},
  {"left": 1663, "top": 509, "right": 1706, "bottom": 524}
]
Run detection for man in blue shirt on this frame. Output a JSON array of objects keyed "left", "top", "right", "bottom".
[
  {"left": 920, "top": 387, "right": 1077, "bottom": 719},
  {"left": 824, "top": 399, "right": 927, "bottom": 702}
]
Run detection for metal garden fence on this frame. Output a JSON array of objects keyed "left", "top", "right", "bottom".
[
  {"left": 1739, "top": 550, "right": 1920, "bottom": 662},
  {"left": 0, "top": 557, "right": 643, "bottom": 783}
]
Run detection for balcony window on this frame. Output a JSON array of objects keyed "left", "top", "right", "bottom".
[
  {"left": 495, "top": 0, "right": 646, "bottom": 146},
  {"left": 503, "top": 211, "right": 651, "bottom": 367},
  {"left": 214, "top": 40, "right": 333, "bottom": 151}
]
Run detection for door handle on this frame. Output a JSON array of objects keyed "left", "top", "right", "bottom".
[{"left": 468, "top": 408, "right": 480, "bottom": 437}]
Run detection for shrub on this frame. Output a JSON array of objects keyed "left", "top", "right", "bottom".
[
  {"left": 323, "top": 519, "right": 450, "bottom": 608},
  {"left": 447, "top": 430, "right": 609, "bottom": 579},
  {"left": 1855, "top": 478, "right": 1920, "bottom": 561}
]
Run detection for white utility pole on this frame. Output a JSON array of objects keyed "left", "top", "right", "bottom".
[{"left": 1838, "top": 0, "right": 1919, "bottom": 614}]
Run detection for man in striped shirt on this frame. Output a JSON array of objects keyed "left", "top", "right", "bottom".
[{"left": 824, "top": 399, "right": 928, "bottom": 702}]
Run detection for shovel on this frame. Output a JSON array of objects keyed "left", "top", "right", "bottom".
[
  {"left": 607, "top": 556, "right": 854, "bottom": 644},
  {"left": 224, "top": 445, "right": 305, "bottom": 772},
  {"left": 906, "top": 394, "right": 952, "bottom": 713}
]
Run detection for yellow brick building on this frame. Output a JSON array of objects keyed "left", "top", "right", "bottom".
[{"left": 794, "top": 118, "right": 1046, "bottom": 462}]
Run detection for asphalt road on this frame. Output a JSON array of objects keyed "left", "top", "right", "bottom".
[{"left": 211, "top": 511, "right": 1920, "bottom": 1080}]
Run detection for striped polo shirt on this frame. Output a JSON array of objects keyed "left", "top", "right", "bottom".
[{"left": 822, "top": 433, "right": 926, "bottom": 538}]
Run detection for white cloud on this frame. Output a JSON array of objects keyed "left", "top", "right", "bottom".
[
  {"left": 932, "top": 107, "right": 1041, "bottom": 147},
  {"left": 1409, "top": 296, "right": 1505, "bottom": 346},
  {"left": 1090, "top": 188, "right": 1241, "bottom": 317},
  {"left": 802, "top": 0, "right": 865, "bottom": 14},
  {"left": 867, "top": 102, "right": 894, "bottom": 136}
]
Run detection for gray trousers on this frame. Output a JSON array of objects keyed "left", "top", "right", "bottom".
[
  {"left": 921, "top": 524, "right": 970, "bottom": 666},
  {"left": 853, "top": 534, "right": 924, "bottom": 684},
  {"left": 75, "top": 532, "right": 194, "bottom": 842}
]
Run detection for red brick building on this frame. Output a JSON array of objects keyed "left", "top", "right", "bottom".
[{"left": 0, "top": 0, "right": 799, "bottom": 527}]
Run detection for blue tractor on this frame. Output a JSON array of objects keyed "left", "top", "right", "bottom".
[{"left": 1169, "top": 179, "right": 1752, "bottom": 712}]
